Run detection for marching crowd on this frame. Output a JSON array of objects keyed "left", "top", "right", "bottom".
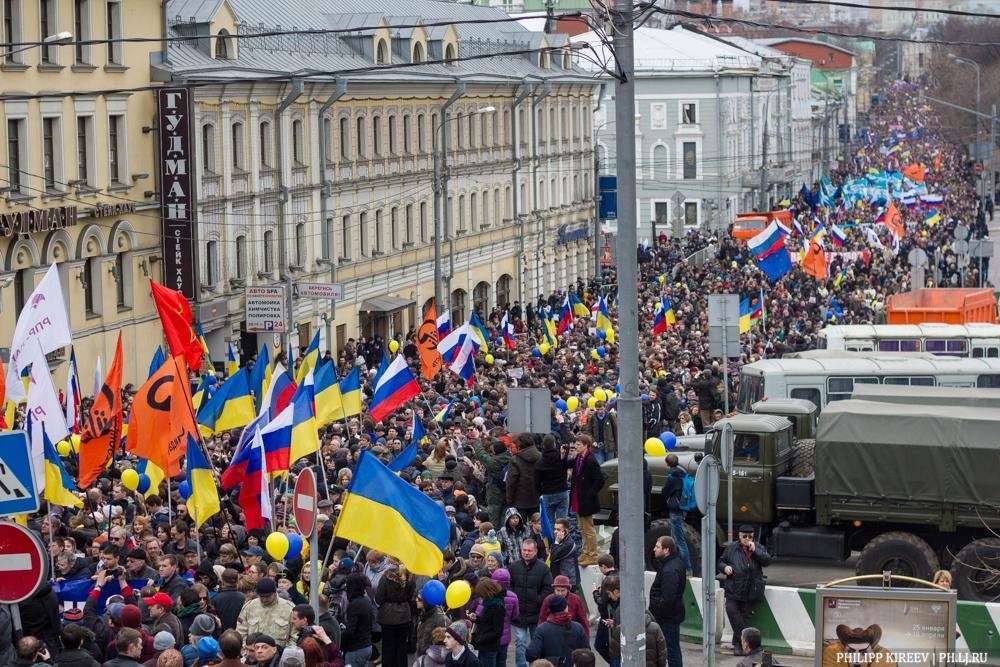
[{"left": 2, "top": 81, "right": 991, "bottom": 667}]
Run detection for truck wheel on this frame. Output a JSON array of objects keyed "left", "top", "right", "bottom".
[
  {"left": 644, "top": 519, "right": 702, "bottom": 572},
  {"left": 856, "top": 531, "right": 940, "bottom": 583},
  {"left": 790, "top": 439, "right": 815, "bottom": 477},
  {"left": 950, "top": 539, "right": 1000, "bottom": 602},
  {"left": 683, "top": 522, "right": 702, "bottom": 573}
]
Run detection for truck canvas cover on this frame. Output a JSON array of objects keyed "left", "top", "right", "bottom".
[
  {"left": 850, "top": 384, "right": 1000, "bottom": 409},
  {"left": 816, "top": 400, "right": 1000, "bottom": 507}
]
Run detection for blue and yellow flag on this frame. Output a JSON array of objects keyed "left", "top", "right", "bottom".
[
  {"left": 194, "top": 323, "right": 212, "bottom": 368},
  {"left": 339, "top": 367, "right": 363, "bottom": 418},
  {"left": 197, "top": 370, "right": 256, "bottom": 436},
  {"left": 335, "top": 451, "right": 450, "bottom": 576},
  {"left": 248, "top": 344, "right": 272, "bottom": 414},
  {"left": 314, "top": 361, "right": 344, "bottom": 426},
  {"left": 148, "top": 347, "right": 166, "bottom": 379},
  {"left": 295, "top": 331, "right": 321, "bottom": 384},
  {"left": 185, "top": 435, "right": 220, "bottom": 528},
  {"left": 434, "top": 399, "right": 455, "bottom": 423},
  {"left": 569, "top": 293, "right": 590, "bottom": 318},
  {"left": 136, "top": 457, "right": 164, "bottom": 499},
  {"left": 289, "top": 373, "right": 321, "bottom": 464},
  {"left": 192, "top": 377, "right": 212, "bottom": 412},
  {"left": 596, "top": 297, "right": 615, "bottom": 344},
  {"left": 543, "top": 316, "right": 558, "bottom": 349},
  {"left": 43, "top": 432, "right": 82, "bottom": 508},
  {"left": 226, "top": 343, "right": 239, "bottom": 378},
  {"left": 468, "top": 312, "right": 490, "bottom": 355}
]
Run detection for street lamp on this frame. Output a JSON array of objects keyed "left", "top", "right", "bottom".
[
  {"left": 1, "top": 31, "right": 73, "bottom": 60},
  {"left": 949, "top": 53, "right": 983, "bottom": 200},
  {"left": 433, "top": 105, "right": 496, "bottom": 315}
]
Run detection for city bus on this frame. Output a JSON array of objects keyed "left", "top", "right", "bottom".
[
  {"left": 816, "top": 323, "right": 1000, "bottom": 358},
  {"left": 736, "top": 354, "right": 1000, "bottom": 413}
]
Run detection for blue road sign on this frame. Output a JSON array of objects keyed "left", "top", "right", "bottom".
[
  {"left": 0, "top": 431, "right": 38, "bottom": 518},
  {"left": 599, "top": 175, "right": 618, "bottom": 220}
]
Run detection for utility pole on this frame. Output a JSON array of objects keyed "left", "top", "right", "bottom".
[
  {"left": 433, "top": 82, "right": 465, "bottom": 311},
  {"left": 275, "top": 78, "right": 304, "bottom": 353},
  {"left": 759, "top": 94, "right": 770, "bottom": 212},
  {"left": 611, "top": 0, "right": 644, "bottom": 663},
  {"left": 512, "top": 81, "right": 531, "bottom": 311},
  {"left": 594, "top": 152, "right": 602, "bottom": 279}
]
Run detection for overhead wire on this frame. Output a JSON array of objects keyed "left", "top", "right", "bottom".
[{"left": 766, "top": 0, "right": 1000, "bottom": 19}]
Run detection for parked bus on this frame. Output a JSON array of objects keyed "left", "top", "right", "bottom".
[
  {"left": 736, "top": 354, "right": 1000, "bottom": 413},
  {"left": 816, "top": 323, "right": 1000, "bottom": 358}
]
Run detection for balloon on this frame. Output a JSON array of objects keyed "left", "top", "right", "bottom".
[
  {"left": 532, "top": 347, "right": 542, "bottom": 358},
  {"left": 596, "top": 328, "right": 607, "bottom": 340},
  {"left": 658, "top": 274, "right": 666, "bottom": 284},
  {"left": 590, "top": 349, "right": 599, "bottom": 360},
  {"left": 137, "top": 474, "right": 151, "bottom": 494},
  {"left": 388, "top": 340, "right": 399, "bottom": 354},
  {"left": 644, "top": 437, "right": 666, "bottom": 457},
  {"left": 56, "top": 440, "right": 71, "bottom": 457},
  {"left": 587, "top": 397, "right": 598, "bottom": 410},
  {"left": 607, "top": 391, "right": 616, "bottom": 402},
  {"left": 539, "top": 342, "right": 550, "bottom": 356},
  {"left": 421, "top": 580, "right": 446, "bottom": 606},
  {"left": 662, "top": 432, "right": 678, "bottom": 450},
  {"left": 555, "top": 399, "right": 568, "bottom": 412},
  {"left": 285, "top": 533, "right": 303, "bottom": 560},
  {"left": 178, "top": 480, "right": 192, "bottom": 500},
  {"left": 615, "top": 383, "right": 621, "bottom": 393},
  {"left": 641, "top": 393, "right": 650, "bottom": 402},
  {"left": 594, "top": 388, "right": 607, "bottom": 402},
  {"left": 121, "top": 469, "right": 140, "bottom": 491},
  {"left": 70, "top": 433, "right": 81, "bottom": 453},
  {"left": 597, "top": 346, "right": 607, "bottom": 357},
  {"left": 266, "top": 532, "right": 289, "bottom": 560},
  {"left": 485, "top": 354, "right": 494, "bottom": 365},
  {"left": 567, "top": 396, "right": 580, "bottom": 412},
  {"left": 657, "top": 370, "right": 667, "bottom": 379},
  {"left": 445, "top": 580, "right": 472, "bottom": 609}
]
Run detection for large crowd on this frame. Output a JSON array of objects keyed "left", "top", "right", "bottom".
[{"left": 2, "top": 82, "right": 992, "bottom": 667}]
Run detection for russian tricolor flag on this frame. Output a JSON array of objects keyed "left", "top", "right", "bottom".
[
  {"left": 368, "top": 355, "right": 422, "bottom": 422},
  {"left": 501, "top": 312, "right": 516, "bottom": 350},
  {"left": 436, "top": 311, "right": 451, "bottom": 338},
  {"left": 747, "top": 221, "right": 792, "bottom": 283},
  {"left": 556, "top": 295, "right": 573, "bottom": 335},
  {"left": 437, "top": 324, "right": 479, "bottom": 386},
  {"left": 831, "top": 224, "right": 847, "bottom": 248}
]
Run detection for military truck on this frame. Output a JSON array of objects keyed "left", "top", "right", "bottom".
[{"left": 597, "top": 396, "right": 1000, "bottom": 601}]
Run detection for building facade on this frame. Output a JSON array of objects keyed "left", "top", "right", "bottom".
[
  {"left": 0, "top": 0, "right": 165, "bottom": 388},
  {"left": 160, "top": 0, "right": 597, "bottom": 362}
]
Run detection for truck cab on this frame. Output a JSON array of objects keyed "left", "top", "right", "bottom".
[{"left": 751, "top": 398, "right": 817, "bottom": 440}]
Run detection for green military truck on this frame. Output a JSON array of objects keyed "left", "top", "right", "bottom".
[{"left": 598, "top": 396, "right": 1000, "bottom": 601}]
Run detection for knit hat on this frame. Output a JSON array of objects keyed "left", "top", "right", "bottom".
[
  {"left": 153, "top": 631, "right": 175, "bottom": 651},
  {"left": 549, "top": 595, "right": 568, "bottom": 613},
  {"left": 197, "top": 636, "right": 220, "bottom": 662},
  {"left": 119, "top": 604, "right": 142, "bottom": 629},
  {"left": 446, "top": 621, "right": 468, "bottom": 646},
  {"left": 190, "top": 613, "right": 216, "bottom": 637},
  {"left": 106, "top": 602, "right": 125, "bottom": 622},
  {"left": 279, "top": 645, "right": 306, "bottom": 667}
]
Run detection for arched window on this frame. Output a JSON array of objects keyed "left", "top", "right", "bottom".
[
  {"left": 405, "top": 204, "right": 414, "bottom": 244},
  {"left": 259, "top": 120, "right": 272, "bottom": 168},
  {"left": 323, "top": 117, "right": 332, "bottom": 162},
  {"left": 235, "top": 234, "right": 247, "bottom": 279},
  {"left": 372, "top": 115, "right": 381, "bottom": 157},
  {"left": 295, "top": 222, "right": 305, "bottom": 266},
  {"left": 457, "top": 194, "right": 466, "bottom": 232},
  {"left": 356, "top": 116, "right": 366, "bottom": 158},
  {"left": 374, "top": 210, "right": 383, "bottom": 253},
  {"left": 215, "top": 29, "right": 231, "bottom": 59},
  {"left": 375, "top": 39, "right": 389, "bottom": 64},
  {"left": 470, "top": 192, "right": 477, "bottom": 230},
  {"left": 652, "top": 144, "right": 668, "bottom": 179},
  {"left": 450, "top": 289, "right": 466, "bottom": 323},
  {"left": 339, "top": 117, "right": 350, "bottom": 159},
  {"left": 114, "top": 251, "right": 130, "bottom": 308},
  {"left": 444, "top": 43, "right": 456, "bottom": 63},
  {"left": 417, "top": 114, "right": 426, "bottom": 153},
  {"left": 292, "top": 118, "right": 304, "bottom": 165},
  {"left": 496, "top": 274, "right": 512, "bottom": 309},
  {"left": 402, "top": 115, "right": 411, "bottom": 155},
  {"left": 390, "top": 207, "right": 399, "bottom": 250},
  {"left": 412, "top": 41, "right": 424, "bottom": 63},
  {"left": 388, "top": 115, "right": 397, "bottom": 155},
  {"left": 360, "top": 212, "right": 369, "bottom": 256},
  {"left": 473, "top": 281, "right": 490, "bottom": 315},
  {"left": 231, "top": 121, "right": 245, "bottom": 171},
  {"left": 505, "top": 186, "right": 512, "bottom": 219},
  {"left": 205, "top": 240, "right": 219, "bottom": 286},
  {"left": 493, "top": 189, "right": 501, "bottom": 224},
  {"left": 201, "top": 123, "right": 216, "bottom": 173},
  {"left": 263, "top": 230, "right": 274, "bottom": 272}
]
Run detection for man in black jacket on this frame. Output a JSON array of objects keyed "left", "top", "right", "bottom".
[
  {"left": 508, "top": 539, "right": 553, "bottom": 667},
  {"left": 718, "top": 526, "right": 771, "bottom": 656},
  {"left": 213, "top": 568, "right": 246, "bottom": 632},
  {"left": 569, "top": 434, "right": 605, "bottom": 567},
  {"left": 660, "top": 454, "right": 693, "bottom": 573},
  {"left": 342, "top": 572, "right": 375, "bottom": 666},
  {"left": 649, "top": 536, "right": 686, "bottom": 667}
]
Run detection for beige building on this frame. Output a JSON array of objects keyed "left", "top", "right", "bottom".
[
  {"left": 160, "top": 0, "right": 597, "bottom": 364},
  {"left": 0, "top": 0, "right": 165, "bottom": 388}
]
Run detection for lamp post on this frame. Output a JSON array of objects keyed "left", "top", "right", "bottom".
[
  {"left": 1, "top": 31, "right": 73, "bottom": 60},
  {"left": 949, "top": 54, "right": 983, "bottom": 201},
  {"left": 433, "top": 105, "right": 496, "bottom": 317}
]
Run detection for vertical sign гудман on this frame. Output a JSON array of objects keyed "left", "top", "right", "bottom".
[{"left": 157, "top": 88, "right": 198, "bottom": 300}]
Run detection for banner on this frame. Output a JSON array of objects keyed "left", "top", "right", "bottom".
[
  {"left": 6, "top": 264, "right": 71, "bottom": 401},
  {"left": 126, "top": 355, "right": 198, "bottom": 477},
  {"left": 157, "top": 87, "right": 198, "bottom": 299},
  {"left": 78, "top": 334, "right": 123, "bottom": 488}
]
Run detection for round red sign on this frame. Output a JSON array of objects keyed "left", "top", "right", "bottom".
[
  {"left": 293, "top": 468, "right": 317, "bottom": 538},
  {"left": 0, "top": 521, "right": 48, "bottom": 603}
]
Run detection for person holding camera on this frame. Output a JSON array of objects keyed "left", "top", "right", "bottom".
[{"left": 717, "top": 526, "right": 771, "bottom": 656}]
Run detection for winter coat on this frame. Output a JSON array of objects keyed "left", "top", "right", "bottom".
[
  {"left": 213, "top": 588, "right": 246, "bottom": 632},
  {"left": 661, "top": 466, "right": 686, "bottom": 513},
  {"left": 525, "top": 613, "right": 587, "bottom": 665},
  {"left": 484, "top": 569, "right": 519, "bottom": 646},
  {"left": 341, "top": 589, "right": 375, "bottom": 651},
  {"left": 497, "top": 508, "right": 528, "bottom": 564},
  {"left": 537, "top": 592, "right": 589, "bottom": 638},
  {"left": 471, "top": 596, "right": 505, "bottom": 652},
  {"left": 648, "top": 552, "right": 687, "bottom": 626},
  {"left": 235, "top": 596, "right": 295, "bottom": 647},
  {"left": 0, "top": 605, "right": 15, "bottom": 665},
  {"left": 152, "top": 611, "right": 184, "bottom": 647},
  {"left": 717, "top": 540, "right": 771, "bottom": 603},
  {"left": 534, "top": 447, "right": 569, "bottom": 495},
  {"left": 444, "top": 647, "right": 481, "bottom": 667},
  {"left": 609, "top": 611, "right": 667, "bottom": 667},
  {"left": 507, "top": 557, "right": 553, "bottom": 626},
  {"left": 569, "top": 450, "right": 605, "bottom": 518},
  {"left": 414, "top": 606, "right": 449, "bottom": 655},
  {"left": 19, "top": 581, "right": 62, "bottom": 653},
  {"left": 506, "top": 443, "right": 541, "bottom": 510},
  {"left": 587, "top": 412, "right": 617, "bottom": 457},
  {"left": 547, "top": 539, "right": 580, "bottom": 589},
  {"left": 54, "top": 648, "right": 100, "bottom": 667},
  {"left": 412, "top": 645, "right": 448, "bottom": 667},
  {"left": 376, "top": 575, "right": 415, "bottom": 626},
  {"left": 158, "top": 573, "right": 191, "bottom": 600}
]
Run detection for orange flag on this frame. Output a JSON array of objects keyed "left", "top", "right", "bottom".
[
  {"left": 416, "top": 299, "right": 444, "bottom": 380},
  {"left": 902, "top": 163, "right": 926, "bottom": 184},
  {"left": 882, "top": 200, "right": 904, "bottom": 240},
  {"left": 150, "top": 280, "right": 203, "bottom": 372},
  {"left": 801, "top": 241, "right": 828, "bottom": 280},
  {"left": 78, "top": 334, "right": 124, "bottom": 488},
  {"left": 126, "top": 355, "right": 198, "bottom": 477}
]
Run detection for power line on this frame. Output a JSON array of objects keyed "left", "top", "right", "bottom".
[{"left": 768, "top": 0, "right": 1000, "bottom": 19}]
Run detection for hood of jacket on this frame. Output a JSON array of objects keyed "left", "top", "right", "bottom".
[
  {"left": 503, "top": 508, "right": 524, "bottom": 531},
  {"left": 516, "top": 444, "right": 541, "bottom": 464},
  {"left": 491, "top": 568, "right": 511, "bottom": 590},
  {"left": 424, "top": 645, "right": 448, "bottom": 665},
  {"left": 538, "top": 446, "right": 563, "bottom": 467}
]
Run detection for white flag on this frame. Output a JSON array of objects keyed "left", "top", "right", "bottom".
[
  {"left": 92, "top": 356, "right": 103, "bottom": 398},
  {"left": 6, "top": 264, "right": 71, "bottom": 401},
  {"left": 252, "top": 426, "right": 273, "bottom": 523},
  {"left": 26, "top": 353, "right": 69, "bottom": 489}
]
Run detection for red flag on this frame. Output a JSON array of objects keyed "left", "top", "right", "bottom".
[
  {"left": 150, "top": 280, "right": 203, "bottom": 371},
  {"left": 78, "top": 334, "right": 124, "bottom": 488}
]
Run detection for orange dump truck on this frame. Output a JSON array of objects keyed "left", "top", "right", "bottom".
[
  {"left": 731, "top": 210, "right": 793, "bottom": 243},
  {"left": 886, "top": 288, "right": 999, "bottom": 324}
]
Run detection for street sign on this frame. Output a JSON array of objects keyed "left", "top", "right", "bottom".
[
  {"left": 598, "top": 176, "right": 617, "bottom": 219},
  {"left": 245, "top": 286, "right": 288, "bottom": 333},
  {"left": 907, "top": 247, "right": 928, "bottom": 268},
  {"left": 293, "top": 467, "right": 317, "bottom": 538},
  {"left": 296, "top": 283, "right": 344, "bottom": 301},
  {"left": 953, "top": 239, "right": 970, "bottom": 258},
  {"left": 707, "top": 294, "right": 740, "bottom": 325},
  {"left": 694, "top": 454, "right": 720, "bottom": 516},
  {"left": 0, "top": 431, "right": 38, "bottom": 518},
  {"left": 0, "top": 521, "right": 48, "bottom": 603},
  {"left": 507, "top": 388, "right": 552, "bottom": 434}
]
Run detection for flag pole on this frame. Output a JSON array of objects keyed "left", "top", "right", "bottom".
[{"left": 166, "top": 477, "right": 172, "bottom": 523}]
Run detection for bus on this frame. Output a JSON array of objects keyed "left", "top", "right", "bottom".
[
  {"left": 816, "top": 323, "right": 1000, "bottom": 358},
  {"left": 736, "top": 354, "right": 1000, "bottom": 413}
]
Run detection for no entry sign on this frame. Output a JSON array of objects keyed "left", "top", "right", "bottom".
[
  {"left": 0, "top": 521, "right": 48, "bottom": 603},
  {"left": 293, "top": 468, "right": 317, "bottom": 538}
]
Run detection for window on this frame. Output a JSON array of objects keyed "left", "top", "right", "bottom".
[
  {"left": 924, "top": 339, "right": 968, "bottom": 356},
  {"left": 450, "top": 289, "right": 466, "bottom": 323},
  {"left": 292, "top": 119, "right": 304, "bottom": 165},
  {"left": 654, "top": 201, "right": 668, "bottom": 224},
  {"left": 205, "top": 240, "right": 218, "bottom": 286},
  {"left": 827, "top": 376, "right": 878, "bottom": 403},
  {"left": 405, "top": 204, "right": 413, "bottom": 244},
  {"left": 295, "top": 223, "right": 305, "bottom": 265},
  {"left": 42, "top": 117, "right": 57, "bottom": 190},
  {"left": 356, "top": 116, "right": 366, "bottom": 158},
  {"left": 681, "top": 102, "right": 697, "bottom": 124},
  {"left": 883, "top": 376, "right": 935, "bottom": 386},
  {"left": 417, "top": 114, "right": 425, "bottom": 153},
  {"left": 470, "top": 193, "right": 477, "bottom": 230},
  {"left": 235, "top": 235, "right": 246, "bottom": 279},
  {"left": 789, "top": 387, "right": 821, "bottom": 410},
  {"left": 341, "top": 215, "right": 351, "bottom": 259},
  {"left": 482, "top": 191, "right": 488, "bottom": 227},
  {"left": 76, "top": 116, "right": 92, "bottom": 184},
  {"left": 374, "top": 210, "right": 383, "bottom": 253},
  {"left": 733, "top": 434, "right": 760, "bottom": 462},
  {"left": 496, "top": 274, "right": 511, "bottom": 308},
  {"left": 503, "top": 109, "right": 510, "bottom": 145},
  {"left": 878, "top": 339, "right": 919, "bottom": 352},
  {"left": 977, "top": 374, "right": 1000, "bottom": 388},
  {"left": 444, "top": 43, "right": 456, "bottom": 62},
  {"left": 388, "top": 116, "right": 397, "bottom": 155},
  {"left": 456, "top": 114, "right": 463, "bottom": 149},
  {"left": 390, "top": 207, "right": 399, "bottom": 249},
  {"left": 214, "top": 29, "right": 230, "bottom": 59},
  {"left": 259, "top": 120, "right": 272, "bottom": 167},
  {"left": 4, "top": 0, "right": 21, "bottom": 63},
  {"left": 402, "top": 115, "right": 410, "bottom": 155},
  {"left": 457, "top": 195, "right": 465, "bottom": 232},
  {"left": 412, "top": 41, "right": 424, "bottom": 63},
  {"left": 468, "top": 114, "right": 475, "bottom": 149},
  {"left": 83, "top": 257, "right": 99, "bottom": 315},
  {"left": 375, "top": 38, "right": 388, "bottom": 65},
  {"left": 39, "top": 0, "right": 54, "bottom": 63},
  {"left": 114, "top": 252, "right": 128, "bottom": 307},
  {"left": 6, "top": 118, "right": 23, "bottom": 192},
  {"left": 548, "top": 108, "right": 556, "bottom": 144},
  {"left": 201, "top": 123, "right": 216, "bottom": 173},
  {"left": 231, "top": 121, "right": 244, "bottom": 171},
  {"left": 682, "top": 141, "right": 697, "bottom": 179},
  {"left": 493, "top": 189, "right": 500, "bottom": 225},
  {"left": 372, "top": 116, "right": 381, "bottom": 157},
  {"left": 419, "top": 202, "right": 427, "bottom": 243},
  {"left": 263, "top": 230, "right": 274, "bottom": 272},
  {"left": 973, "top": 346, "right": 1000, "bottom": 358},
  {"left": 322, "top": 117, "right": 332, "bottom": 162},
  {"left": 74, "top": 0, "right": 88, "bottom": 64},
  {"left": 360, "top": 212, "right": 369, "bottom": 256},
  {"left": 560, "top": 107, "right": 568, "bottom": 140},
  {"left": 684, "top": 201, "right": 698, "bottom": 227},
  {"left": 108, "top": 114, "right": 123, "bottom": 183},
  {"left": 106, "top": 0, "right": 122, "bottom": 64}
]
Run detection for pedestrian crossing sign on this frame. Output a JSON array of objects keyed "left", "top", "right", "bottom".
[{"left": 0, "top": 431, "right": 38, "bottom": 518}]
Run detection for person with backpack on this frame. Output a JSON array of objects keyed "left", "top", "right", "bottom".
[{"left": 661, "top": 454, "right": 693, "bottom": 573}]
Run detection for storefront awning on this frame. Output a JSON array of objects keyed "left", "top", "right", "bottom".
[{"left": 360, "top": 295, "right": 414, "bottom": 313}]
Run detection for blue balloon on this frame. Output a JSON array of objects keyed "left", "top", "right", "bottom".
[
  {"left": 597, "top": 346, "right": 607, "bottom": 357},
  {"left": 178, "top": 480, "right": 192, "bottom": 500},
  {"left": 137, "top": 474, "right": 151, "bottom": 494},
  {"left": 641, "top": 394, "right": 650, "bottom": 402},
  {"left": 532, "top": 347, "right": 541, "bottom": 358},
  {"left": 421, "top": 579, "right": 446, "bottom": 606},
  {"left": 555, "top": 399, "right": 568, "bottom": 412},
  {"left": 596, "top": 328, "right": 607, "bottom": 340},
  {"left": 616, "top": 383, "right": 621, "bottom": 393},
  {"left": 663, "top": 432, "right": 678, "bottom": 450},
  {"left": 285, "top": 533, "right": 303, "bottom": 560}
]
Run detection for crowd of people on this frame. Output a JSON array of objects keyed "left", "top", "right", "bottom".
[{"left": 3, "top": 81, "right": 991, "bottom": 667}]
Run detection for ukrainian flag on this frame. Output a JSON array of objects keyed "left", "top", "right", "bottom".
[
  {"left": 570, "top": 293, "right": 590, "bottom": 318},
  {"left": 314, "top": 361, "right": 344, "bottom": 426},
  {"left": 192, "top": 377, "right": 212, "bottom": 412},
  {"left": 335, "top": 451, "right": 450, "bottom": 576},
  {"left": 185, "top": 435, "right": 220, "bottom": 528},
  {"left": 43, "top": 433, "right": 82, "bottom": 508},
  {"left": 434, "top": 399, "right": 455, "bottom": 423},
  {"left": 924, "top": 209, "right": 941, "bottom": 227},
  {"left": 295, "top": 331, "right": 321, "bottom": 384},
  {"left": 289, "top": 376, "right": 321, "bottom": 463},
  {"left": 739, "top": 297, "right": 753, "bottom": 334},
  {"left": 136, "top": 458, "right": 164, "bottom": 499},
  {"left": 194, "top": 323, "right": 212, "bottom": 368},
  {"left": 597, "top": 297, "right": 615, "bottom": 344},
  {"left": 226, "top": 343, "right": 240, "bottom": 378},
  {"left": 248, "top": 344, "right": 272, "bottom": 414},
  {"left": 197, "top": 369, "right": 256, "bottom": 436},
  {"left": 662, "top": 297, "right": 676, "bottom": 325},
  {"left": 468, "top": 312, "right": 491, "bottom": 355},
  {"left": 339, "top": 366, "right": 363, "bottom": 418}
]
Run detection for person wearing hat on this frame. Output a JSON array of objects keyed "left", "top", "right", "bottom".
[
  {"left": 145, "top": 592, "right": 183, "bottom": 648},
  {"left": 247, "top": 633, "right": 281, "bottom": 667},
  {"left": 196, "top": 636, "right": 221, "bottom": 666},
  {"left": 180, "top": 613, "right": 217, "bottom": 665},
  {"left": 525, "top": 595, "right": 587, "bottom": 666},
  {"left": 236, "top": 577, "right": 295, "bottom": 648},
  {"left": 718, "top": 526, "right": 770, "bottom": 656},
  {"left": 537, "top": 575, "right": 589, "bottom": 640},
  {"left": 442, "top": 621, "right": 479, "bottom": 667},
  {"left": 124, "top": 549, "right": 157, "bottom": 583}
]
